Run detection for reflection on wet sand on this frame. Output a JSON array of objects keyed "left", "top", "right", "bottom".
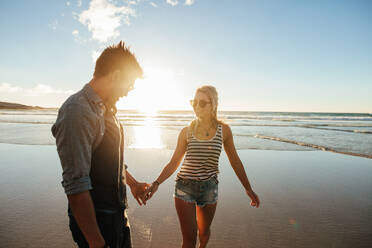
[{"left": 129, "top": 117, "right": 164, "bottom": 149}]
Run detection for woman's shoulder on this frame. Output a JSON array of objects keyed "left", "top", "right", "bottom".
[
  {"left": 218, "top": 121, "right": 230, "bottom": 130},
  {"left": 179, "top": 126, "right": 191, "bottom": 140},
  {"left": 180, "top": 126, "right": 189, "bottom": 134},
  {"left": 219, "top": 121, "right": 232, "bottom": 141}
]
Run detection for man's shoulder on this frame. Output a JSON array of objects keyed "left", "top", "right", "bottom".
[
  {"left": 52, "top": 87, "right": 101, "bottom": 137},
  {"left": 59, "top": 88, "right": 94, "bottom": 116}
]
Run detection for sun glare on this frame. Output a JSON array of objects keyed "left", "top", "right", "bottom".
[
  {"left": 116, "top": 65, "right": 186, "bottom": 112},
  {"left": 129, "top": 117, "right": 164, "bottom": 149}
]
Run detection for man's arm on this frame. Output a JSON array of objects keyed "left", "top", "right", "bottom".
[
  {"left": 126, "top": 170, "right": 149, "bottom": 205},
  {"left": 68, "top": 192, "right": 105, "bottom": 248},
  {"left": 52, "top": 103, "right": 106, "bottom": 246}
]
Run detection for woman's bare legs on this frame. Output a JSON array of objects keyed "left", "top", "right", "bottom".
[
  {"left": 196, "top": 203, "right": 217, "bottom": 248},
  {"left": 175, "top": 197, "right": 197, "bottom": 248}
]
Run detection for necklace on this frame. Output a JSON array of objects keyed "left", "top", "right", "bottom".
[{"left": 196, "top": 121, "right": 214, "bottom": 137}]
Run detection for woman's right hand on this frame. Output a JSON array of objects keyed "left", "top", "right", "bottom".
[{"left": 145, "top": 181, "right": 160, "bottom": 201}]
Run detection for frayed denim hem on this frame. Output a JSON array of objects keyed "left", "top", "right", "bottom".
[
  {"left": 173, "top": 195, "right": 218, "bottom": 207},
  {"left": 174, "top": 195, "right": 197, "bottom": 204},
  {"left": 197, "top": 200, "right": 218, "bottom": 208}
]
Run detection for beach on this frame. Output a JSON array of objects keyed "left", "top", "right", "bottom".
[
  {"left": 1, "top": 144, "right": 371, "bottom": 248},
  {"left": 2, "top": 0, "right": 372, "bottom": 246}
]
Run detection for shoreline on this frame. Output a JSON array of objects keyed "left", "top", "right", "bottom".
[
  {"left": 1, "top": 141, "right": 371, "bottom": 160},
  {"left": 255, "top": 134, "right": 372, "bottom": 159}
]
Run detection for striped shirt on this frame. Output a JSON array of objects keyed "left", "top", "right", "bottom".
[{"left": 177, "top": 124, "right": 223, "bottom": 181}]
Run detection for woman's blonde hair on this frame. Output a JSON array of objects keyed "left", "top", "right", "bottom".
[{"left": 189, "top": 85, "right": 221, "bottom": 136}]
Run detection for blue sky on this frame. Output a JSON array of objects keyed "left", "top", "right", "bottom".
[{"left": 0, "top": 0, "right": 371, "bottom": 112}]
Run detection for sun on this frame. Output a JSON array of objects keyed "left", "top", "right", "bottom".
[{"left": 116, "top": 65, "right": 186, "bottom": 113}]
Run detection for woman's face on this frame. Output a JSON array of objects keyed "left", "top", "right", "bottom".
[{"left": 192, "top": 91, "right": 213, "bottom": 119}]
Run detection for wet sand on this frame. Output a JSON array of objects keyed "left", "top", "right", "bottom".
[{"left": 0, "top": 144, "right": 371, "bottom": 247}]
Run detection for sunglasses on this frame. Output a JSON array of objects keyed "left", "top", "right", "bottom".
[{"left": 190, "top": 99, "right": 211, "bottom": 108}]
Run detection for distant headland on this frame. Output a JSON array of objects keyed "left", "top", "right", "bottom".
[{"left": 0, "top": 101, "right": 45, "bottom": 110}]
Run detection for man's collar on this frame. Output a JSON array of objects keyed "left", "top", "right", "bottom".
[{"left": 82, "top": 84, "right": 104, "bottom": 106}]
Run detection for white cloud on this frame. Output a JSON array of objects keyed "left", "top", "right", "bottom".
[
  {"left": 0, "top": 83, "right": 76, "bottom": 107},
  {"left": 72, "top": 29, "right": 87, "bottom": 44},
  {"left": 166, "top": 0, "right": 178, "bottom": 6},
  {"left": 73, "top": 0, "right": 194, "bottom": 44},
  {"left": 0, "top": 83, "right": 22, "bottom": 93},
  {"left": 48, "top": 20, "right": 58, "bottom": 30},
  {"left": 91, "top": 50, "right": 101, "bottom": 63},
  {"left": 78, "top": 0, "right": 136, "bottom": 43},
  {"left": 72, "top": 29, "right": 79, "bottom": 36},
  {"left": 184, "top": 0, "right": 195, "bottom": 6},
  {"left": 0, "top": 83, "right": 74, "bottom": 97},
  {"left": 77, "top": 0, "right": 82, "bottom": 7},
  {"left": 26, "top": 84, "right": 75, "bottom": 96},
  {"left": 66, "top": 1, "right": 71, "bottom": 6}
]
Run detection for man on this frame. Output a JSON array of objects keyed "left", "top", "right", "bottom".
[{"left": 52, "top": 41, "right": 147, "bottom": 248}]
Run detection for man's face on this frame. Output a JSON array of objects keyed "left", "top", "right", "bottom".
[{"left": 108, "top": 70, "right": 136, "bottom": 105}]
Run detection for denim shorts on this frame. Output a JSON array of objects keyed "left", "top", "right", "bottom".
[{"left": 174, "top": 177, "right": 219, "bottom": 207}]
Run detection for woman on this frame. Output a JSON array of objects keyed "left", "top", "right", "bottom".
[{"left": 145, "top": 85, "right": 260, "bottom": 248}]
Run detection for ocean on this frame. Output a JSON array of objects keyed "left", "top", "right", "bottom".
[{"left": 0, "top": 109, "right": 371, "bottom": 158}]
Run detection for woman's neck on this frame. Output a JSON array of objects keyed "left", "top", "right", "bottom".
[{"left": 197, "top": 117, "right": 214, "bottom": 128}]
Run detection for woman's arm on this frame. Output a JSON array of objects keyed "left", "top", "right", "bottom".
[
  {"left": 146, "top": 127, "right": 188, "bottom": 199},
  {"left": 222, "top": 123, "right": 260, "bottom": 207}
]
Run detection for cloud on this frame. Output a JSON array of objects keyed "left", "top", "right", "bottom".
[
  {"left": 26, "top": 84, "right": 75, "bottom": 96},
  {"left": 72, "top": 29, "right": 87, "bottom": 44},
  {"left": 0, "top": 83, "right": 74, "bottom": 96},
  {"left": 0, "top": 83, "right": 76, "bottom": 107},
  {"left": 150, "top": 2, "right": 158, "bottom": 7},
  {"left": 77, "top": 0, "right": 82, "bottom": 7},
  {"left": 91, "top": 50, "right": 101, "bottom": 63},
  {"left": 48, "top": 20, "right": 59, "bottom": 30},
  {"left": 66, "top": 1, "right": 71, "bottom": 6},
  {"left": 78, "top": 0, "right": 136, "bottom": 43},
  {"left": 166, "top": 0, "right": 178, "bottom": 6},
  {"left": 184, "top": 0, "right": 195, "bottom": 6},
  {"left": 72, "top": 29, "right": 79, "bottom": 36},
  {"left": 0, "top": 83, "right": 22, "bottom": 93}
]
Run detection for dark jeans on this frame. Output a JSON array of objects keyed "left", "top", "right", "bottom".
[{"left": 69, "top": 209, "right": 132, "bottom": 248}]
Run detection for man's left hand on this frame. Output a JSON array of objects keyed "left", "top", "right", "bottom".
[{"left": 129, "top": 182, "right": 150, "bottom": 206}]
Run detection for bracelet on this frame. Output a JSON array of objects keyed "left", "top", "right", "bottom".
[{"left": 153, "top": 180, "right": 160, "bottom": 186}]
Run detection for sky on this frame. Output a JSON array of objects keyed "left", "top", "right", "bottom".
[{"left": 0, "top": 0, "right": 371, "bottom": 113}]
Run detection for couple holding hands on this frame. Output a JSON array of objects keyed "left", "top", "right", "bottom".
[{"left": 52, "top": 41, "right": 259, "bottom": 248}]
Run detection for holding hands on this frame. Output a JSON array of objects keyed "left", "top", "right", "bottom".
[
  {"left": 144, "top": 180, "right": 160, "bottom": 202},
  {"left": 128, "top": 179, "right": 161, "bottom": 206},
  {"left": 128, "top": 181, "right": 150, "bottom": 206}
]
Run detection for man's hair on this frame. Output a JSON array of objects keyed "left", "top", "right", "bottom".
[{"left": 93, "top": 41, "right": 143, "bottom": 79}]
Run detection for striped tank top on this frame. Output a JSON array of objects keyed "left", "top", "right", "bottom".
[{"left": 177, "top": 124, "right": 223, "bottom": 181}]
